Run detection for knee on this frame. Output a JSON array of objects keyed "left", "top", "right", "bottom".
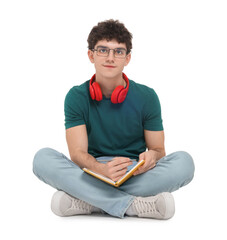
[
  {"left": 33, "top": 147, "right": 58, "bottom": 176},
  {"left": 176, "top": 151, "right": 195, "bottom": 170},
  {"left": 173, "top": 151, "right": 195, "bottom": 183}
]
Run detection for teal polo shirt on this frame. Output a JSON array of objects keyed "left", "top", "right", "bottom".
[{"left": 64, "top": 79, "right": 163, "bottom": 159}]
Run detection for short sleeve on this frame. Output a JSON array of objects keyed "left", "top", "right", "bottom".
[
  {"left": 64, "top": 87, "right": 85, "bottom": 129},
  {"left": 143, "top": 89, "right": 164, "bottom": 131}
]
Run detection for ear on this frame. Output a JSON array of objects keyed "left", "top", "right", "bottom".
[
  {"left": 88, "top": 50, "right": 95, "bottom": 63},
  {"left": 124, "top": 53, "right": 131, "bottom": 66}
]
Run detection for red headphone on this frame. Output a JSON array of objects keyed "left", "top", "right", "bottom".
[{"left": 89, "top": 73, "right": 129, "bottom": 104}]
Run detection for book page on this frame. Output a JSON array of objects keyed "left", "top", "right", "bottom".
[{"left": 83, "top": 168, "right": 116, "bottom": 185}]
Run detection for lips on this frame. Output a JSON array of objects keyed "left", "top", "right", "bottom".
[{"left": 103, "top": 65, "right": 116, "bottom": 68}]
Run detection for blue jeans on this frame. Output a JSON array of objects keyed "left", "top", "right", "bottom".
[{"left": 33, "top": 148, "right": 195, "bottom": 218}]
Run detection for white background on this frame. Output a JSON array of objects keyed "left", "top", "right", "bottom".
[{"left": 1, "top": 0, "right": 226, "bottom": 239}]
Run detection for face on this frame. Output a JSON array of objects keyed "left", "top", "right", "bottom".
[{"left": 88, "top": 39, "right": 131, "bottom": 79}]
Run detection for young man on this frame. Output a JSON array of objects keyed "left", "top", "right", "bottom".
[{"left": 33, "top": 19, "right": 195, "bottom": 219}]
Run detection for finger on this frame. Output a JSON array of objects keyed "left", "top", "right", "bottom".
[
  {"left": 139, "top": 153, "right": 145, "bottom": 161},
  {"left": 111, "top": 157, "right": 132, "bottom": 167},
  {"left": 115, "top": 162, "right": 133, "bottom": 172},
  {"left": 151, "top": 162, "right": 156, "bottom": 169},
  {"left": 133, "top": 164, "right": 146, "bottom": 176},
  {"left": 114, "top": 157, "right": 132, "bottom": 163},
  {"left": 136, "top": 163, "right": 146, "bottom": 172},
  {"left": 112, "top": 168, "right": 128, "bottom": 181},
  {"left": 133, "top": 169, "right": 142, "bottom": 176}
]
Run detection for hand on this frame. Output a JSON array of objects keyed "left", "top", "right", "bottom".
[
  {"left": 133, "top": 150, "right": 158, "bottom": 176},
  {"left": 102, "top": 157, "right": 133, "bottom": 182}
]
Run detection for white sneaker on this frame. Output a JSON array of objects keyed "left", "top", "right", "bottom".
[
  {"left": 51, "top": 191, "right": 96, "bottom": 217},
  {"left": 129, "top": 192, "right": 175, "bottom": 219}
]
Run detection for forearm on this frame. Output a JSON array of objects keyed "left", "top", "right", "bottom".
[
  {"left": 70, "top": 150, "right": 104, "bottom": 174},
  {"left": 148, "top": 148, "right": 166, "bottom": 161}
]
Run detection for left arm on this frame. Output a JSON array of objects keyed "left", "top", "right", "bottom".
[{"left": 133, "top": 130, "right": 166, "bottom": 176}]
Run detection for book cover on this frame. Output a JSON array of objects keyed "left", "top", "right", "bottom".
[{"left": 83, "top": 159, "right": 145, "bottom": 187}]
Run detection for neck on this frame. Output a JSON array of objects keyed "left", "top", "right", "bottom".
[{"left": 95, "top": 73, "right": 126, "bottom": 98}]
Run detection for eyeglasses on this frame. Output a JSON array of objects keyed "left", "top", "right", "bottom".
[{"left": 92, "top": 46, "right": 127, "bottom": 58}]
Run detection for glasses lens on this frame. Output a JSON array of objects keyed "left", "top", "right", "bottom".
[
  {"left": 114, "top": 48, "right": 127, "bottom": 58},
  {"left": 97, "top": 47, "right": 109, "bottom": 56}
]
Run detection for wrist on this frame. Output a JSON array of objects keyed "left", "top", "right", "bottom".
[
  {"left": 148, "top": 149, "right": 165, "bottom": 161},
  {"left": 92, "top": 161, "right": 106, "bottom": 175}
]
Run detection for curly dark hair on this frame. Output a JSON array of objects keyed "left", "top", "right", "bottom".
[{"left": 87, "top": 19, "right": 133, "bottom": 54}]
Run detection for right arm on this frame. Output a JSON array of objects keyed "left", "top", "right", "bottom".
[
  {"left": 66, "top": 125, "right": 132, "bottom": 181},
  {"left": 66, "top": 124, "right": 101, "bottom": 172}
]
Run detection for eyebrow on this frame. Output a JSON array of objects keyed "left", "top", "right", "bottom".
[{"left": 97, "top": 45, "right": 126, "bottom": 50}]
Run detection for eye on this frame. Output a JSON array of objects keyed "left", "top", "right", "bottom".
[
  {"left": 115, "top": 49, "right": 126, "bottom": 56},
  {"left": 116, "top": 49, "right": 123, "bottom": 55},
  {"left": 98, "top": 48, "right": 108, "bottom": 53}
]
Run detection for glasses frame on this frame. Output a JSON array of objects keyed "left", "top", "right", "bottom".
[{"left": 92, "top": 46, "right": 128, "bottom": 59}]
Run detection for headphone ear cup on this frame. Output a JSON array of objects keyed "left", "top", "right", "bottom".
[
  {"left": 111, "top": 86, "right": 124, "bottom": 104},
  {"left": 89, "top": 84, "right": 96, "bottom": 100},
  {"left": 92, "top": 82, "right": 103, "bottom": 101},
  {"left": 118, "top": 89, "right": 128, "bottom": 103}
]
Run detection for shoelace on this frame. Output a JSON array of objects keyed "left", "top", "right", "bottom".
[
  {"left": 71, "top": 198, "right": 92, "bottom": 212},
  {"left": 135, "top": 198, "right": 158, "bottom": 214}
]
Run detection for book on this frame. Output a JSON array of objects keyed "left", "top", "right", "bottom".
[{"left": 83, "top": 159, "right": 145, "bottom": 187}]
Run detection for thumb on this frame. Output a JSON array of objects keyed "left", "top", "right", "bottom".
[{"left": 139, "top": 152, "right": 145, "bottom": 161}]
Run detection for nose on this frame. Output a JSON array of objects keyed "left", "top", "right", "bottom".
[{"left": 106, "top": 49, "right": 115, "bottom": 62}]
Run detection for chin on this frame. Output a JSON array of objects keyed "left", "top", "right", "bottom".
[{"left": 101, "top": 70, "right": 122, "bottom": 79}]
